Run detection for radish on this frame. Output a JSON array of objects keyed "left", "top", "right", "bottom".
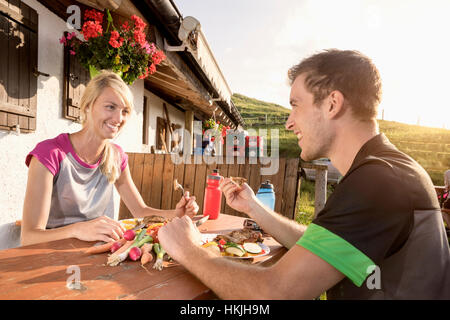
[
  {"left": 107, "top": 229, "right": 152, "bottom": 266},
  {"left": 123, "top": 230, "right": 136, "bottom": 241},
  {"left": 110, "top": 240, "right": 125, "bottom": 253},
  {"left": 129, "top": 247, "right": 142, "bottom": 261}
]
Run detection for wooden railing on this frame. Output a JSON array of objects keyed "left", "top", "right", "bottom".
[{"left": 119, "top": 154, "right": 301, "bottom": 220}]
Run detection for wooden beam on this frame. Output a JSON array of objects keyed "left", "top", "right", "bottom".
[
  {"left": 0, "top": 102, "right": 35, "bottom": 117},
  {"left": 146, "top": 79, "right": 197, "bottom": 104},
  {"left": 145, "top": 79, "right": 210, "bottom": 112},
  {"left": 154, "top": 69, "right": 178, "bottom": 82},
  {"left": 152, "top": 28, "right": 211, "bottom": 106},
  {"left": 148, "top": 73, "right": 190, "bottom": 92}
]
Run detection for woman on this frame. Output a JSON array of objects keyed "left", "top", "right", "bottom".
[{"left": 21, "top": 70, "right": 198, "bottom": 246}]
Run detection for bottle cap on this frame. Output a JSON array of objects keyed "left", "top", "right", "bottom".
[{"left": 260, "top": 180, "right": 274, "bottom": 189}]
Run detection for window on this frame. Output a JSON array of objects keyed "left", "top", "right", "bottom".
[
  {"left": 0, "top": 0, "right": 38, "bottom": 133},
  {"left": 156, "top": 105, "right": 183, "bottom": 153},
  {"left": 62, "top": 32, "right": 90, "bottom": 122}
]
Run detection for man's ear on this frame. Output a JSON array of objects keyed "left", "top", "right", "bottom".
[{"left": 326, "top": 90, "right": 345, "bottom": 119}]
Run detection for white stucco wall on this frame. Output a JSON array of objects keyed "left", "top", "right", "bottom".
[
  {"left": 0, "top": 0, "right": 177, "bottom": 249},
  {"left": 0, "top": 0, "right": 78, "bottom": 249}
]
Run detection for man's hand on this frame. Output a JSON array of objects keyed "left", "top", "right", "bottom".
[
  {"left": 220, "top": 177, "right": 256, "bottom": 214},
  {"left": 175, "top": 191, "right": 199, "bottom": 218},
  {"left": 158, "top": 216, "right": 202, "bottom": 263}
]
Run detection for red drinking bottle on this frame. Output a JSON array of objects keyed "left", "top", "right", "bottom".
[{"left": 203, "top": 169, "right": 222, "bottom": 220}]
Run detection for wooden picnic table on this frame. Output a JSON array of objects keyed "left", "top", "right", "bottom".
[{"left": 0, "top": 214, "right": 287, "bottom": 300}]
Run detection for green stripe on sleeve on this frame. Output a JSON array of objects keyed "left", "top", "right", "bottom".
[{"left": 297, "top": 223, "right": 375, "bottom": 287}]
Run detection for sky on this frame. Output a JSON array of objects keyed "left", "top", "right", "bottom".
[{"left": 175, "top": 0, "right": 450, "bottom": 129}]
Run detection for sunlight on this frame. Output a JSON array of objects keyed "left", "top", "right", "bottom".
[
  {"left": 177, "top": 0, "right": 450, "bottom": 129},
  {"left": 275, "top": 0, "right": 450, "bottom": 128}
]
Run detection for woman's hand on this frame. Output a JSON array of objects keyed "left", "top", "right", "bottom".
[
  {"left": 220, "top": 177, "right": 256, "bottom": 214},
  {"left": 175, "top": 191, "right": 199, "bottom": 218},
  {"left": 72, "top": 216, "right": 126, "bottom": 243}
]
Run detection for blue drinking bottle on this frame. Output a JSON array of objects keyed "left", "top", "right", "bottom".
[{"left": 256, "top": 180, "right": 275, "bottom": 211}]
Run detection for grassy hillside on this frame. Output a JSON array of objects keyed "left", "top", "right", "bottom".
[
  {"left": 232, "top": 93, "right": 450, "bottom": 185},
  {"left": 232, "top": 93, "right": 290, "bottom": 119}
]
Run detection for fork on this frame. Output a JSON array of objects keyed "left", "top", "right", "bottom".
[{"left": 173, "top": 179, "right": 185, "bottom": 195}]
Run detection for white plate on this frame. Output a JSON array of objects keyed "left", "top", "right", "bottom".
[
  {"left": 119, "top": 218, "right": 142, "bottom": 230},
  {"left": 201, "top": 233, "right": 270, "bottom": 259}
]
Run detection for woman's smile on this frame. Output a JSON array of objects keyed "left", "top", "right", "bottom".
[{"left": 104, "top": 122, "right": 120, "bottom": 133}]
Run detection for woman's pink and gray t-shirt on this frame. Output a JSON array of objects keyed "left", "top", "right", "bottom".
[{"left": 25, "top": 133, "right": 128, "bottom": 229}]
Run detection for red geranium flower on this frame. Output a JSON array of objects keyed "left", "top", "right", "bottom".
[
  {"left": 134, "top": 30, "right": 146, "bottom": 47},
  {"left": 131, "top": 15, "right": 146, "bottom": 31},
  {"left": 121, "top": 21, "right": 131, "bottom": 32},
  {"left": 60, "top": 9, "right": 165, "bottom": 85},
  {"left": 149, "top": 63, "right": 156, "bottom": 75},
  {"left": 152, "top": 50, "right": 166, "bottom": 65},
  {"left": 81, "top": 20, "right": 102, "bottom": 41},
  {"left": 84, "top": 9, "right": 104, "bottom": 23},
  {"left": 109, "top": 30, "right": 124, "bottom": 48}
]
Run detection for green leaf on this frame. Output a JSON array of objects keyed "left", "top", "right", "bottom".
[{"left": 106, "top": 9, "right": 113, "bottom": 23}]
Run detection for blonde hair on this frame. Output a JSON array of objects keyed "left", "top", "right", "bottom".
[{"left": 79, "top": 70, "right": 134, "bottom": 183}]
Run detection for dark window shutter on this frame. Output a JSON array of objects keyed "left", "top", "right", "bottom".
[
  {"left": 0, "top": 0, "right": 38, "bottom": 133},
  {"left": 62, "top": 34, "right": 90, "bottom": 122},
  {"left": 143, "top": 96, "right": 149, "bottom": 145}
]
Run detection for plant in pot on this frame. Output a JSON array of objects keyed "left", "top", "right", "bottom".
[
  {"left": 202, "top": 118, "right": 231, "bottom": 155},
  {"left": 60, "top": 8, "right": 165, "bottom": 85}
]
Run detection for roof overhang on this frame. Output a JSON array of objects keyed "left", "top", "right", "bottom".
[
  {"left": 130, "top": 0, "right": 244, "bottom": 128},
  {"left": 35, "top": 0, "right": 244, "bottom": 127}
]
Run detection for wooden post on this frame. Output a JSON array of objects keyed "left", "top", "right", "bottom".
[
  {"left": 314, "top": 167, "right": 327, "bottom": 218},
  {"left": 300, "top": 162, "right": 329, "bottom": 219},
  {"left": 294, "top": 169, "right": 303, "bottom": 220}
]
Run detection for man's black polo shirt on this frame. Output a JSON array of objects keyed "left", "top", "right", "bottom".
[{"left": 297, "top": 133, "right": 450, "bottom": 299}]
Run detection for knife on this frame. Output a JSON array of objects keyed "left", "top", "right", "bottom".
[
  {"left": 132, "top": 215, "right": 209, "bottom": 230},
  {"left": 194, "top": 215, "right": 210, "bottom": 227},
  {"left": 131, "top": 221, "right": 146, "bottom": 231}
]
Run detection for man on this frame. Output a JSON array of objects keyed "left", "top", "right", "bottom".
[{"left": 159, "top": 49, "right": 450, "bottom": 299}]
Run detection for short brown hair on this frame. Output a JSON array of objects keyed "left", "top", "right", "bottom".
[{"left": 288, "top": 49, "right": 382, "bottom": 120}]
